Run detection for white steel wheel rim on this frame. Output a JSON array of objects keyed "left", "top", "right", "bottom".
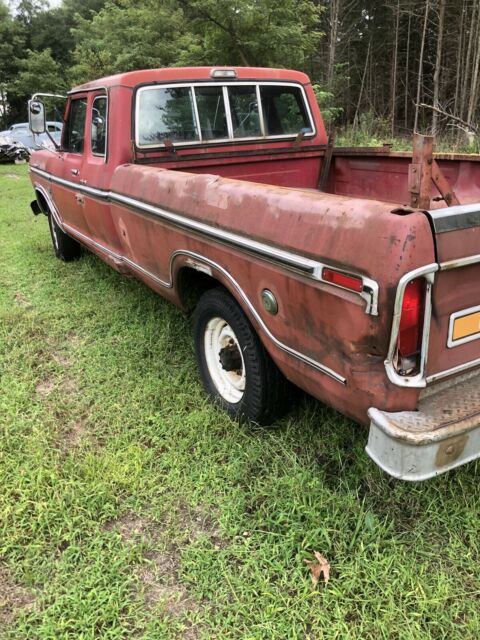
[{"left": 204, "top": 317, "right": 246, "bottom": 404}]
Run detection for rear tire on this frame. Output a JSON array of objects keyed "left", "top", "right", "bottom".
[
  {"left": 193, "top": 287, "right": 290, "bottom": 424},
  {"left": 48, "top": 213, "right": 82, "bottom": 261}
]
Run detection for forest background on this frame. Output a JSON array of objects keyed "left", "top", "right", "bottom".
[{"left": 1, "top": 0, "right": 479, "bottom": 150}]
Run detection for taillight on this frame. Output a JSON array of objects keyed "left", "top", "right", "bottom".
[{"left": 397, "top": 278, "right": 426, "bottom": 373}]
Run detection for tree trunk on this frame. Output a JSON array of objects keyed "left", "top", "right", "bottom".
[
  {"left": 404, "top": 10, "right": 412, "bottom": 130},
  {"left": 327, "top": 0, "right": 340, "bottom": 88},
  {"left": 391, "top": 0, "right": 400, "bottom": 136},
  {"left": 432, "top": 0, "right": 446, "bottom": 134},
  {"left": 460, "top": 1, "right": 478, "bottom": 119},
  {"left": 353, "top": 39, "right": 371, "bottom": 128},
  {"left": 414, "top": 0, "right": 430, "bottom": 133},
  {"left": 467, "top": 6, "right": 480, "bottom": 126}
]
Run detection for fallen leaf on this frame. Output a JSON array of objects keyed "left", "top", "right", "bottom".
[{"left": 304, "top": 551, "right": 330, "bottom": 585}]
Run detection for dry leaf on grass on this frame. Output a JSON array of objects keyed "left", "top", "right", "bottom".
[{"left": 304, "top": 551, "right": 330, "bottom": 585}]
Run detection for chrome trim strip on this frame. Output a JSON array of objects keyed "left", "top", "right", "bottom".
[
  {"left": 426, "top": 357, "right": 480, "bottom": 384},
  {"left": 33, "top": 182, "right": 345, "bottom": 384},
  {"left": 447, "top": 304, "right": 480, "bottom": 348},
  {"left": 428, "top": 203, "right": 480, "bottom": 234},
  {"left": 384, "top": 263, "right": 438, "bottom": 388},
  {"left": 439, "top": 253, "right": 480, "bottom": 271},
  {"left": 169, "top": 251, "right": 346, "bottom": 384},
  {"left": 30, "top": 165, "right": 379, "bottom": 315}
]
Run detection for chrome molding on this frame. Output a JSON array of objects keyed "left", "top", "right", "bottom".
[
  {"left": 33, "top": 182, "right": 346, "bottom": 385},
  {"left": 30, "top": 166, "right": 379, "bottom": 315},
  {"left": 439, "top": 253, "right": 480, "bottom": 271},
  {"left": 384, "top": 263, "right": 438, "bottom": 388},
  {"left": 426, "top": 357, "right": 480, "bottom": 384},
  {"left": 447, "top": 304, "right": 480, "bottom": 348},
  {"left": 428, "top": 203, "right": 480, "bottom": 234}
]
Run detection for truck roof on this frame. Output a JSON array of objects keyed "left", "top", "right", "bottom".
[{"left": 70, "top": 67, "right": 312, "bottom": 93}]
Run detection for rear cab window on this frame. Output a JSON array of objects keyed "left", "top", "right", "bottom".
[{"left": 135, "top": 81, "right": 314, "bottom": 149}]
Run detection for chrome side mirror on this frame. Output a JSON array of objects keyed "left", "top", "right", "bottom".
[{"left": 28, "top": 100, "right": 46, "bottom": 134}]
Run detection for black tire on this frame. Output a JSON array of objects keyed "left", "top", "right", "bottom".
[
  {"left": 193, "top": 287, "right": 290, "bottom": 424},
  {"left": 48, "top": 213, "right": 82, "bottom": 261}
]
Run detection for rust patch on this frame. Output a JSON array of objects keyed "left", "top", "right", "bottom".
[
  {"left": 435, "top": 434, "right": 469, "bottom": 467},
  {"left": 0, "top": 563, "right": 35, "bottom": 626}
]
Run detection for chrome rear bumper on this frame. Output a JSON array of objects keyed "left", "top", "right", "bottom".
[{"left": 367, "top": 370, "right": 480, "bottom": 480}]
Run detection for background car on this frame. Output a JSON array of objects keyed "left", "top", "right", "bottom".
[{"left": 0, "top": 121, "right": 63, "bottom": 150}]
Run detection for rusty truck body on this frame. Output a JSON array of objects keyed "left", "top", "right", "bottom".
[{"left": 27, "top": 67, "right": 480, "bottom": 480}]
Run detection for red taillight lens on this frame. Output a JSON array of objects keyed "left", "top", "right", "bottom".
[
  {"left": 398, "top": 279, "right": 425, "bottom": 357},
  {"left": 323, "top": 268, "right": 363, "bottom": 293}
]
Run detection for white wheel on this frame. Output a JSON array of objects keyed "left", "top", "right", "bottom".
[
  {"left": 203, "top": 316, "right": 246, "bottom": 403},
  {"left": 193, "top": 287, "right": 290, "bottom": 423}
]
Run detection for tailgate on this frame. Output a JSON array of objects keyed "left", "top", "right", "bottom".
[{"left": 426, "top": 204, "right": 480, "bottom": 381}]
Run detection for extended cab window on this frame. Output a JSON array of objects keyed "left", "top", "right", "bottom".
[
  {"left": 137, "top": 87, "right": 199, "bottom": 146},
  {"left": 228, "top": 86, "right": 261, "bottom": 138},
  {"left": 260, "top": 85, "right": 311, "bottom": 136},
  {"left": 194, "top": 86, "right": 228, "bottom": 140},
  {"left": 91, "top": 96, "right": 107, "bottom": 156},
  {"left": 135, "top": 82, "right": 314, "bottom": 148},
  {"left": 63, "top": 98, "right": 87, "bottom": 153}
]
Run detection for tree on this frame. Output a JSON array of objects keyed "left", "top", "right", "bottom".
[
  {"left": 176, "top": 0, "right": 323, "bottom": 70},
  {"left": 11, "top": 48, "right": 66, "bottom": 98},
  {"left": 70, "top": 0, "right": 195, "bottom": 83},
  {"left": 0, "top": 0, "right": 25, "bottom": 126}
]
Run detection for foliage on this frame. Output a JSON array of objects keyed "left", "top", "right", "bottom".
[
  {"left": 70, "top": 0, "right": 196, "bottom": 83},
  {"left": 176, "top": 0, "right": 323, "bottom": 68},
  {"left": 11, "top": 48, "right": 67, "bottom": 98},
  {"left": 312, "top": 84, "right": 343, "bottom": 128}
]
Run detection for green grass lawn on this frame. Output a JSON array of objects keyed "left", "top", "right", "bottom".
[{"left": 1, "top": 164, "right": 480, "bottom": 639}]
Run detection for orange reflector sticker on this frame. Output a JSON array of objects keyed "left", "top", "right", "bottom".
[{"left": 452, "top": 311, "right": 480, "bottom": 341}]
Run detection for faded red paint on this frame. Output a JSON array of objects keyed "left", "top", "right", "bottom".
[{"left": 28, "top": 66, "right": 480, "bottom": 426}]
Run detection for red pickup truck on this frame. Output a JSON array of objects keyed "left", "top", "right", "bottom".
[{"left": 27, "top": 66, "right": 480, "bottom": 481}]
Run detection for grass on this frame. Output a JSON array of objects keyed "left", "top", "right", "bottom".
[{"left": 1, "top": 163, "right": 480, "bottom": 639}]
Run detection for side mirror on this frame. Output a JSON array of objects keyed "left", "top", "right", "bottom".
[{"left": 28, "top": 100, "right": 46, "bottom": 134}]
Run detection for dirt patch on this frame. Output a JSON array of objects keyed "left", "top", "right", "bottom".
[
  {"left": 52, "top": 351, "right": 70, "bottom": 367},
  {"left": 136, "top": 552, "right": 196, "bottom": 616},
  {"left": 35, "top": 377, "right": 55, "bottom": 397},
  {"left": 62, "top": 377, "right": 79, "bottom": 394},
  {"left": 62, "top": 418, "right": 87, "bottom": 448},
  {"left": 3, "top": 173, "right": 20, "bottom": 180},
  {"left": 14, "top": 291, "right": 32, "bottom": 309},
  {"left": 0, "top": 563, "right": 35, "bottom": 627},
  {"left": 104, "top": 512, "right": 161, "bottom": 545},
  {"left": 177, "top": 504, "right": 225, "bottom": 548}
]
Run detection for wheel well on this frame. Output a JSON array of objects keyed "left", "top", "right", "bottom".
[
  {"left": 35, "top": 189, "right": 50, "bottom": 215},
  {"left": 176, "top": 266, "right": 223, "bottom": 312}
]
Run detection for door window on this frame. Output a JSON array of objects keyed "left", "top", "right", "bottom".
[{"left": 63, "top": 98, "right": 87, "bottom": 153}]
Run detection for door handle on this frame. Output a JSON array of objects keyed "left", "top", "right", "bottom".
[{"left": 71, "top": 169, "right": 79, "bottom": 176}]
